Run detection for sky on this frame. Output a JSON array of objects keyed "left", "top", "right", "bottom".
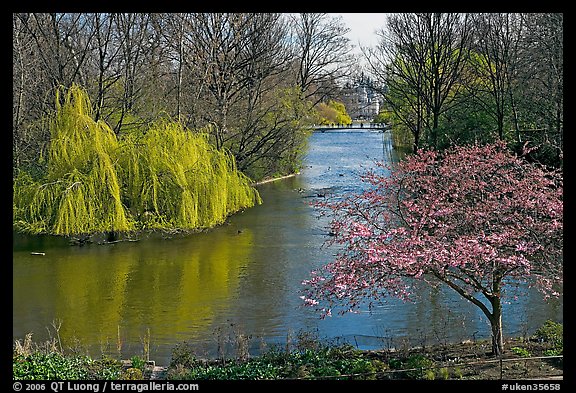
[{"left": 330, "top": 13, "right": 389, "bottom": 56}]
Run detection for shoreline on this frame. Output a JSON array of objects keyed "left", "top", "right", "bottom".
[
  {"left": 13, "top": 333, "right": 563, "bottom": 381},
  {"left": 252, "top": 172, "right": 300, "bottom": 186}
]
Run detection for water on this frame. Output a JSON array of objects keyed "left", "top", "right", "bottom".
[{"left": 13, "top": 130, "right": 562, "bottom": 365}]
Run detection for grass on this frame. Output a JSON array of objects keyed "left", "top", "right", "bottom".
[
  {"left": 165, "top": 336, "right": 563, "bottom": 381},
  {"left": 13, "top": 333, "right": 123, "bottom": 380},
  {"left": 13, "top": 321, "right": 563, "bottom": 380},
  {"left": 168, "top": 342, "right": 384, "bottom": 380}
]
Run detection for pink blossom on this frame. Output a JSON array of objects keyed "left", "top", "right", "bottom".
[{"left": 301, "top": 141, "right": 563, "bottom": 348}]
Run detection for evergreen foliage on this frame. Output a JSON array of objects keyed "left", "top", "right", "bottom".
[{"left": 13, "top": 84, "right": 261, "bottom": 237}]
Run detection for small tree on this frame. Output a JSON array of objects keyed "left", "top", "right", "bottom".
[
  {"left": 13, "top": 83, "right": 133, "bottom": 236},
  {"left": 13, "top": 84, "right": 261, "bottom": 236},
  {"left": 302, "top": 142, "right": 563, "bottom": 356},
  {"left": 316, "top": 100, "right": 352, "bottom": 125}
]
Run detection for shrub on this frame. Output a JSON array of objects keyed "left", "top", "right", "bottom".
[
  {"left": 13, "top": 352, "right": 91, "bottom": 380},
  {"left": 130, "top": 355, "right": 146, "bottom": 371},
  {"left": 169, "top": 342, "right": 198, "bottom": 369},
  {"left": 438, "top": 367, "right": 450, "bottom": 380},
  {"left": 405, "top": 354, "right": 434, "bottom": 379},
  {"left": 543, "top": 349, "right": 562, "bottom": 356},
  {"left": 86, "top": 356, "right": 123, "bottom": 380},
  {"left": 511, "top": 347, "right": 532, "bottom": 358},
  {"left": 13, "top": 352, "right": 123, "bottom": 380},
  {"left": 167, "top": 342, "right": 390, "bottom": 380},
  {"left": 121, "top": 368, "right": 143, "bottom": 380},
  {"left": 534, "top": 320, "right": 563, "bottom": 347},
  {"left": 453, "top": 367, "right": 464, "bottom": 379},
  {"left": 388, "top": 353, "right": 434, "bottom": 379}
]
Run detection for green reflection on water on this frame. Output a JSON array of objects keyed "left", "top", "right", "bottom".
[{"left": 13, "top": 227, "right": 254, "bottom": 358}]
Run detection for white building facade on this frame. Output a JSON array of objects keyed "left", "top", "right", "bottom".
[{"left": 342, "top": 81, "right": 382, "bottom": 120}]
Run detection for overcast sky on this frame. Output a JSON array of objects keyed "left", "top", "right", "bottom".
[{"left": 330, "top": 13, "right": 388, "bottom": 55}]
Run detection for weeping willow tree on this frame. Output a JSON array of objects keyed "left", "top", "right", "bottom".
[
  {"left": 13, "top": 84, "right": 133, "bottom": 236},
  {"left": 119, "top": 120, "right": 261, "bottom": 230},
  {"left": 13, "top": 84, "right": 261, "bottom": 237}
]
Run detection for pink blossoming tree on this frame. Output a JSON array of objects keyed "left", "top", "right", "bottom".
[{"left": 302, "top": 142, "right": 563, "bottom": 355}]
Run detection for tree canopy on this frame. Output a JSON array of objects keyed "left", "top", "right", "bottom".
[
  {"left": 315, "top": 100, "right": 352, "bottom": 125},
  {"left": 302, "top": 141, "right": 563, "bottom": 355},
  {"left": 13, "top": 84, "right": 261, "bottom": 236}
]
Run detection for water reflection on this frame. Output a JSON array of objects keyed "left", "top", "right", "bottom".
[
  {"left": 13, "top": 130, "right": 562, "bottom": 365},
  {"left": 14, "top": 228, "right": 255, "bottom": 359}
]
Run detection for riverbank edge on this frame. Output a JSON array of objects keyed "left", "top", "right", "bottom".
[
  {"left": 13, "top": 333, "right": 563, "bottom": 381},
  {"left": 13, "top": 172, "right": 299, "bottom": 247},
  {"left": 252, "top": 172, "right": 300, "bottom": 186},
  {"left": 163, "top": 335, "right": 563, "bottom": 381}
]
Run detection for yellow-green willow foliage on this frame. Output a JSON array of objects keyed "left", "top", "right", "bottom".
[
  {"left": 13, "top": 84, "right": 132, "bottom": 235},
  {"left": 119, "top": 120, "right": 261, "bottom": 230},
  {"left": 13, "top": 84, "right": 261, "bottom": 236}
]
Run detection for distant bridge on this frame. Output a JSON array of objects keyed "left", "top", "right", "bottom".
[{"left": 312, "top": 123, "right": 390, "bottom": 133}]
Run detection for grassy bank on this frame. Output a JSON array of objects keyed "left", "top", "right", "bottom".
[{"left": 13, "top": 321, "right": 562, "bottom": 380}]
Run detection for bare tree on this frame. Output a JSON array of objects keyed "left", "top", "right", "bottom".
[
  {"left": 366, "top": 13, "right": 471, "bottom": 150},
  {"left": 422, "top": 13, "right": 471, "bottom": 147},
  {"left": 469, "top": 13, "right": 525, "bottom": 140},
  {"left": 290, "top": 13, "right": 356, "bottom": 105},
  {"left": 151, "top": 13, "right": 190, "bottom": 122},
  {"left": 224, "top": 14, "right": 298, "bottom": 169},
  {"left": 85, "top": 13, "right": 123, "bottom": 122},
  {"left": 179, "top": 13, "right": 292, "bottom": 151},
  {"left": 110, "top": 13, "right": 157, "bottom": 133},
  {"left": 180, "top": 13, "right": 246, "bottom": 148},
  {"left": 13, "top": 13, "right": 39, "bottom": 173},
  {"left": 17, "top": 13, "right": 92, "bottom": 89},
  {"left": 366, "top": 13, "right": 432, "bottom": 152},
  {"left": 13, "top": 13, "right": 94, "bottom": 174},
  {"left": 517, "top": 13, "right": 563, "bottom": 165}
]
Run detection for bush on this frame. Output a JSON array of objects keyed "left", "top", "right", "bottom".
[
  {"left": 438, "top": 367, "right": 450, "bottom": 380},
  {"left": 389, "top": 353, "right": 434, "bottom": 379},
  {"left": 86, "top": 356, "right": 123, "bottom": 380},
  {"left": 534, "top": 320, "right": 563, "bottom": 347},
  {"left": 130, "top": 355, "right": 146, "bottom": 370},
  {"left": 121, "top": 368, "right": 143, "bottom": 380},
  {"left": 169, "top": 342, "right": 199, "bottom": 369},
  {"left": 453, "top": 367, "right": 464, "bottom": 379},
  {"left": 13, "top": 352, "right": 123, "bottom": 380},
  {"left": 167, "top": 342, "right": 390, "bottom": 380},
  {"left": 543, "top": 349, "right": 562, "bottom": 356},
  {"left": 511, "top": 347, "right": 532, "bottom": 358},
  {"left": 13, "top": 352, "right": 91, "bottom": 380}
]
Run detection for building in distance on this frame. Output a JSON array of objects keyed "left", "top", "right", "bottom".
[{"left": 341, "top": 74, "right": 383, "bottom": 121}]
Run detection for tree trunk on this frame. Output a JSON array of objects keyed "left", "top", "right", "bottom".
[
  {"left": 497, "top": 112, "right": 504, "bottom": 140},
  {"left": 432, "top": 110, "right": 439, "bottom": 149},
  {"left": 489, "top": 310, "right": 504, "bottom": 356},
  {"left": 413, "top": 128, "right": 420, "bottom": 153},
  {"left": 489, "top": 289, "right": 504, "bottom": 356}
]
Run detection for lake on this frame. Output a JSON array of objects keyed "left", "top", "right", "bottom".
[{"left": 13, "top": 129, "right": 562, "bottom": 365}]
